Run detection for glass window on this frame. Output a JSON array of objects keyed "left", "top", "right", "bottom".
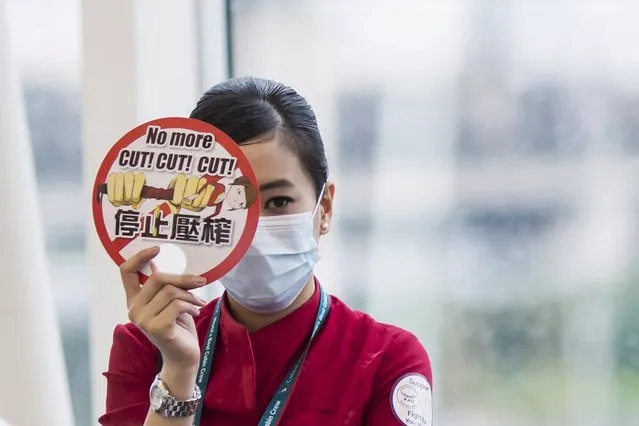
[{"left": 226, "top": 0, "right": 639, "bottom": 424}]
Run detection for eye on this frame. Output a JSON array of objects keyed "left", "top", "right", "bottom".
[{"left": 265, "top": 196, "right": 293, "bottom": 210}]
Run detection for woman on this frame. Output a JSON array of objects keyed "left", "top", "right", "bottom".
[{"left": 99, "top": 77, "right": 433, "bottom": 426}]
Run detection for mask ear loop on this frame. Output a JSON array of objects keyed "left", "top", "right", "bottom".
[{"left": 312, "top": 183, "right": 326, "bottom": 218}]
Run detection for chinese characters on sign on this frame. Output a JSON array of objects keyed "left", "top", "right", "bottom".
[{"left": 115, "top": 209, "right": 234, "bottom": 246}]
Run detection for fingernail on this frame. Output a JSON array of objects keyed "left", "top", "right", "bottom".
[
  {"left": 192, "top": 276, "right": 207, "bottom": 284},
  {"left": 193, "top": 307, "right": 201, "bottom": 316},
  {"left": 197, "top": 297, "right": 208, "bottom": 305},
  {"left": 147, "top": 246, "right": 160, "bottom": 253}
]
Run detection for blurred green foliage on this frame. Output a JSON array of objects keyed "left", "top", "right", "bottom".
[{"left": 439, "top": 277, "right": 639, "bottom": 416}]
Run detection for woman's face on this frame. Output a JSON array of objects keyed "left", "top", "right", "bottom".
[{"left": 239, "top": 135, "right": 334, "bottom": 239}]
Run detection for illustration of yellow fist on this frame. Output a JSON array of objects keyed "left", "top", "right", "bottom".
[
  {"left": 106, "top": 172, "right": 146, "bottom": 209},
  {"left": 168, "top": 174, "right": 218, "bottom": 214}
]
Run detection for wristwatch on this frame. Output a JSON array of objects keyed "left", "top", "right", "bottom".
[{"left": 149, "top": 374, "right": 202, "bottom": 418}]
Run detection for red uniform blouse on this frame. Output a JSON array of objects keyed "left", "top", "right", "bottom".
[{"left": 99, "top": 282, "right": 433, "bottom": 425}]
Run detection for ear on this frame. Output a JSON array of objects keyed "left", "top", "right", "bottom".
[{"left": 319, "top": 181, "right": 335, "bottom": 235}]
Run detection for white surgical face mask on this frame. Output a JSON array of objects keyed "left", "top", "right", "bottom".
[{"left": 219, "top": 186, "right": 325, "bottom": 313}]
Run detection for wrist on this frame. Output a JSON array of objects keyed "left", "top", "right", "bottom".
[{"left": 160, "top": 363, "right": 199, "bottom": 400}]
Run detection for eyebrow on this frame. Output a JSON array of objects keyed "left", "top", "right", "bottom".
[{"left": 259, "top": 178, "right": 295, "bottom": 192}]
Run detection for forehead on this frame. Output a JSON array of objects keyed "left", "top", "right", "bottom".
[{"left": 238, "top": 138, "right": 310, "bottom": 189}]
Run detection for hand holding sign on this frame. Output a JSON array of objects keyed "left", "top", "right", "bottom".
[
  {"left": 122, "top": 246, "right": 205, "bottom": 391},
  {"left": 92, "top": 117, "right": 260, "bottom": 282}
]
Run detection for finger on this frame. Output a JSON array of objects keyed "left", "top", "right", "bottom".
[
  {"left": 107, "top": 173, "right": 118, "bottom": 206},
  {"left": 208, "top": 190, "right": 225, "bottom": 207},
  {"left": 120, "top": 246, "right": 161, "bottom": 305},
  {"left": 144, "top": 285, "right": 207, "bottom": 318},
  {"left": 136, "top": 272, "right": 207, "bottom": 307},
  {"left": 180, "top": 180, "right": 200, "bottom": 211},
  {"left": 114, "top": 173, "right": 125, "bottom": 204},
  {"left": 131, "top": 199, "right": 145, "bottom": 210},
  {"left": 189, "top": 179, "right": 207, "bottom": 208},
  {"left": 145, "top": 299, "right": 201, "bottom": 336},
  {"left": 184, "top": 176, "right": 200, "bottom": 202},
  {"left": 196, "top": 177, "right": 208, "bottom": 193},
  {"left": 131, "top": 172, "right": 146, "bottom": 203},
  {"left": 123, "top": 171, "right": 135, "bottom": 203},
  {"left": 167, "top": 202, "right": 181, "bottom": 215},
  {"left": 169, "top": 175, "right": 187, "bottom": 206},
  {"left": 195, "top": 184, "right": 215, "bottom": 208}
]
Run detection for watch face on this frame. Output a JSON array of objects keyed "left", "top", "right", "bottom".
[{"left": 150, "top": 382, "right": 165, "bottom": 411}]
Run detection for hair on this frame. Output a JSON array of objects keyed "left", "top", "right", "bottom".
[
  {"left": 190, "top": 76, "right": 328, "bottom": 198},
  {"left": 230, "top": 176, "right": 258, "bottom": 209}
]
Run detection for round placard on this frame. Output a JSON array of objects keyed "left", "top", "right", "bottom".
[{"left": 92, "top": 117, "right": 260, "bottom": 283}]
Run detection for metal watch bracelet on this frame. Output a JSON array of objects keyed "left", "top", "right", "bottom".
[{"left": 150, "top": 374, "right": 202, "bottom": 418}]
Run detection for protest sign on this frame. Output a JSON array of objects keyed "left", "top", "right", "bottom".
[{"left": 92, "top": 117, "right": 259, "bottom": 283}]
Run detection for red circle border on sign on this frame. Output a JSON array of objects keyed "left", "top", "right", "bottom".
[{"left": 92, "top": 117, "right": 260, "bottom": 284}]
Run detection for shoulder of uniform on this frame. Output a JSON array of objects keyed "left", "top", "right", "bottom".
[
  {"left": 362, "top": 323, "right": 433, "bottom": 425},
  {"left": 383, "top": 326, "right": 431, "bottom": 368},
  {"left": 366, "top": 327, "right": 434, "bottom": 426},
  {"left": 328, "top": 296, "right": 431, "bottom": 360},
  {"left": 373, "top": 323, "right": 431, "bottom": 369},
  {"left": 329, "top": 295, "right": 432, "bottom": 381}
]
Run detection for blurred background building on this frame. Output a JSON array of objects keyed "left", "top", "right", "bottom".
[{"left": 4, "top": 0, "right": 639, "bottom": 425}]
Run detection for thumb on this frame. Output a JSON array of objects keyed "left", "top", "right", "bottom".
[{"left": 119, "top": 246, "right": 160, "bottom": 307}]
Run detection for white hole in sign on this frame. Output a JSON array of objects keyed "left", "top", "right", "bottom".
[{"left": 141, "top": 243, "right": 187, "bottom": 276}]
